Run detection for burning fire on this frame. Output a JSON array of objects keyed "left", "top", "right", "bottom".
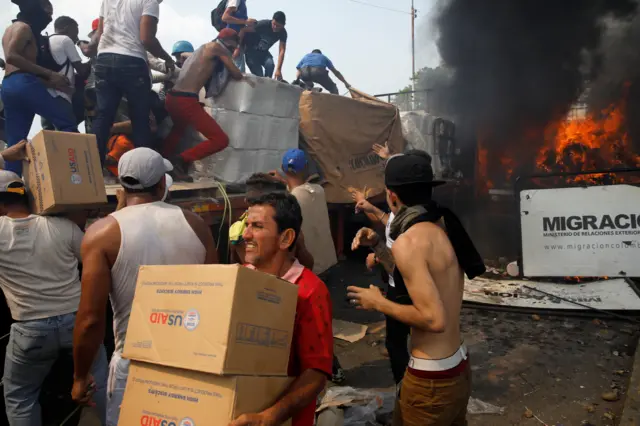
[
  {"left": 537, "top": 100, "right": 640, "bottom": 183},
  {"left": 477, "top": 94, "right": 640, "bottom": 190}
]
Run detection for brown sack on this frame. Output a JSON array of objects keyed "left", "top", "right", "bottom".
[{"left": 299, "top": 88, "right": 405, "bottom": 204}]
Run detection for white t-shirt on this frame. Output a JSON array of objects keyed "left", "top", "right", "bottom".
[
  {"left": 290, "top": 183, "right": 338, "bottom": 275},
  {"left": 98, "top": 0, "right": 160, "bottom": 61},
  {"left": 47, "top": 35, "right": 81, "bottom": 103},
  {"left": 0, "top": 215, "right": 83, "bottom": 321},
  {"left": 386, "top": 212, "right": 396, "bottom": 287}
]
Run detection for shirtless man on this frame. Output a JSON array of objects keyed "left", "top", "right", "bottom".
[
  {"left": 162, "top": 28, "right": 245, "bottom": 180},
  {"left": 1, "top": 0, "right": 76, "bottom": 175},
  {"left": 72, "top": 148, "right": 218, "bottom": 426},
  {"left": 348, "top": 153, "right": 485, "bottom": 426}
]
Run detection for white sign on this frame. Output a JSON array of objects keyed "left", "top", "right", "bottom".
[
  {"left": 464, "top": 277, "right": 640, "bottom": 311},
  {"left": 520, "top": 184, "right": 640, "bottom": 277}
]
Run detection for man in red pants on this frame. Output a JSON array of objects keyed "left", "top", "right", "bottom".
[{"left": 163, "top": 28, "right": 245, "bottom": 180}]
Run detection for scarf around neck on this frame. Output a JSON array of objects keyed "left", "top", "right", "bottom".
[{"left": 389, "top": 202, "right": 486, "bottom": 280}]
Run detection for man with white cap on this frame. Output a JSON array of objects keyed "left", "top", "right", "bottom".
[
  {"left": 72, "top": 147, "right": 217, "bottom": 426},
  {"left": 0, "top": 170, "right": 108, "bottom": 425}
]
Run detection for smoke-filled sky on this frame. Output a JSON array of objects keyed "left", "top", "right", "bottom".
[{"left": 429, "top": 0, "right": 639, "bottom": 180}]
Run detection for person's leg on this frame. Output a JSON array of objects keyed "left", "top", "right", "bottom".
[
  {"left": 263, "top": 53, "right": 275, "bottom": 78},
  {"left": 385, "top": 286, "right": 411, "bottom": 384},
  {"left": 92, "top": 54, "right": 125, "bottom": 166},
  {"left": 3, "top": 319, "right": 59, "bottom": 426},
  {"left": 1, "top": 74, "right": 39, "bottom": 175},
  {"left": 59, "top": 312, "right": 109, "bottom": 425},
  {"left": 118, "top": 56, "right": 152, "bottom": 150},
  {"left": 162, "top": 93, "right": 191, "bottom": 159},
  {"left": 395, "top": 366, "right": 471, "bottom": 426},
  {"left": 34, "top": 96, "right": 77, "bottom": 132},
  {"left": 106, "top": 353, "right": 130, "bottom": 426},
  {"left": 307, "top": 67, "right": 339, "bottom": 94},
  {"left": 245, "top": 50, "right": 265, "bottom": 77},
  {"left": 178, "top": 98, "right": 229, "bottom": 163},
  {"left": 72, "top": 83, "right": 86, "bottom": 125}
]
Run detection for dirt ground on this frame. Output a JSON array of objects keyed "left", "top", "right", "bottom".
[
  {"left": 327, "top": 260, "right": 640, "bottom": 426},
  {"left": 2, "top": 258, "right": 639, "bottom": 426}
]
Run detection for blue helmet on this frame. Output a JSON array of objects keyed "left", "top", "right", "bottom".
[{"left": 172, "top": 41, "right": 194, "bottom": 55}]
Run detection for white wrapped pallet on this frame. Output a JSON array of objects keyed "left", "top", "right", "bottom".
[{"left": 204, "top": 75, "right": 301, "bottom": 119}]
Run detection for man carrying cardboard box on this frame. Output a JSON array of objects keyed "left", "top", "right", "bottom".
[
  {"left": 0, "top": 170, "right": 108, "bottom": 425},
  {"left": 71, "top": 148, "right": 218, "bottom": 426},
  {"left": 229, "top": 192, "right": 333, "bottom": 426}
]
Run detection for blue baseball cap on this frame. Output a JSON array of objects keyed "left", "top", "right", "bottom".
[{"left": 282, "top": 149, "right": 308, "bottom": 173}]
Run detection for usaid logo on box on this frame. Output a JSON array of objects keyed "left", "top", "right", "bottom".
[
  {"left": 149, "top": 309, "right": 200, "bottom": 331},
  {"left": 140, "top": 415, "right": 195, "bottom": 426}
]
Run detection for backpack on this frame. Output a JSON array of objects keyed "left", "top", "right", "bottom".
[
  {"left": 211, "top": 0, "right": 229, "bottom": 32},
  {"left": 37, "top": 34, "right": 71, "bottom": 74}
]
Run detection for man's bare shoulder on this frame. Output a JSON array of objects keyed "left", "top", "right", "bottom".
[
  {"left": 83, "top": 216, "right": 120, "bottom": 247},
  {"left": 393, "top": 222, "right": 441, "bottom": 252},
  {"left": 3, "top": 21, "right": 31, "bottom": 40}
]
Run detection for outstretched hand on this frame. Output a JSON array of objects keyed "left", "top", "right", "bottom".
[
  {"left": 1, "top": 140, "right": 29, "bottom": 162},
  {"left": 351, "top": 227, "right": 379, "bottom": 251},
  {"left": 372, "top": 142, "right": 390, "bottom": 160},
  {"left": 347, "top": 285, "right": 384, "bottom": 311}
]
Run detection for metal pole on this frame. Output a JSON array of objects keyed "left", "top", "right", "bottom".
[
  {"left": 411, "top": 0, "right": 416, "bottom": 77},
  {"left": 411, "top": 0, "right": 416, "bottom": 108}
]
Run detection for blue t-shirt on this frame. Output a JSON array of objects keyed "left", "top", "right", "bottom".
[
  {"left": 296, "top": 53, "right": 334, "bottom": 70},
  {"left": 225, "top": 0, "right": 248, "bottom": 33}
]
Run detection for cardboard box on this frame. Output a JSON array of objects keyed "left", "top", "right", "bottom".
[
  {"left": 118, "top": 361, "right": 293, "bottom": 426},
  {"left": 123, "top": 265, "right": 298, "bottom": 376},
  {"left": 23, "top": 131, "right": 106, "bottom": 214}
]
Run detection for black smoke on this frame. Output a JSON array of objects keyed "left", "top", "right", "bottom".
[
  {"left": 587, "top": 12, "right": 640, "bottom": 152},
  {"left": 433, "top": 0, "right": 637, "bottom": 179}
]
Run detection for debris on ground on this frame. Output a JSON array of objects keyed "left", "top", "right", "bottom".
[
  {"left": 603, "top": 410, "right": 615, "bottom": 420},
  {"left": 333, "top": 320, "right": 369, "bottom": 343},
  {"left": 601, "top": 390, "right": 620, "bottom": 402},
  {"left": 467, "top": 398, "right": 505, "bottom": 415},
  {"left": 532, "top": 314, "right": 541, "bottom": 321},
  {"left": 584, "top": 404, "right": 596, "bottom": 413},
  {"left": 524, "top": 408, "right": 534, "bottom": 418}
]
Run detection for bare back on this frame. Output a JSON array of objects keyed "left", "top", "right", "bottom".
[
  {"left": 173, "top": 42, "right": 228, "bottom": 94},
  {"left": 393, "top": 221, "right": 464, "bottom": 360},
  {"left": 2, "top": 22, "right": 37, "bottom": 76}
]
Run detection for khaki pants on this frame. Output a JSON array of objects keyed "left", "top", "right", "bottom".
[{"left": 392, "top": 362, "right": 471, "bottom": 426}]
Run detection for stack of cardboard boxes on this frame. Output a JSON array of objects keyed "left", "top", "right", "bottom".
[{"left": 118, "top": 264, "right": 300, "bottom": 426}]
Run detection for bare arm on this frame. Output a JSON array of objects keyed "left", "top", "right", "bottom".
[
  {"left": 266, "top": 370, "right": 327, "bottom": 422},
  {"left": 5, "top": 24, "right": 55, "bottom": 78},
  {"left": 329, "top": 67, "right": 349, "bottom": 87},
  {"left": 73, "top": 219, "right": 115, "bottom": 380},
  {"left": 183, "top": 210, "right": 219, "bottom": 264},
  {"left": 85, "top": 18, "right": 103, "bottom": 57},
  {"left": 294, "top": 232, "right": 314, "bottom": 271},
  {"left": 217, "top": 47, "right": 243, "bottom": 81},
  {"left": 275, "top": 41, "right": 286, "bottom": 77},
  {"left": 140, "top": 16, "right": 173, "bottom": 64},
  {"left": 371, "top": 239, "right": 394, "bottom": 274},
  {"left": 375, "top": 236, "right": 447, "bottom": 332}
]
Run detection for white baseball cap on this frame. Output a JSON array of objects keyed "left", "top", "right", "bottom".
[
  {"left": 0, "top": 170, "right": 25, "bottom": 195},
  {"left": 118, "top": 148, "right": 173, "bottom": 190}
]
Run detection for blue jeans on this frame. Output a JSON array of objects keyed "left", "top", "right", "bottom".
[
  {"left": 91, "top": 53, "right": 152, "bottom": 166},
  {"left": 245, "top": 50, "right": 275, "bottom": 78},
  {"left": 1, "top": 73, "right": 78, "bottom": 175},
  {"left": 40, "top": 96, "right": 76, "bottom": 131},
  {"left": 3, "top": 313, "right": 108, "bottom": 426}
]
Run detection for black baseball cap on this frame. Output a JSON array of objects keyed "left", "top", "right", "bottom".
[
  {"left": 385, "top": 153, "right": 446, "bottom": 187},
  {"left": 273, "top": 11, "right": 286, "bottom": 25}
]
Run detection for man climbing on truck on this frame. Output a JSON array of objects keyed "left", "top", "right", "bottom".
[
  {"left": 295, "top": 49, "right": 350, "bottom": 95},
  {"left": 242, "top": 11, "right": 287, "bottom": 79},
  {"left": 162, "top": 28, "right": 248, "bottom": 181}
]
